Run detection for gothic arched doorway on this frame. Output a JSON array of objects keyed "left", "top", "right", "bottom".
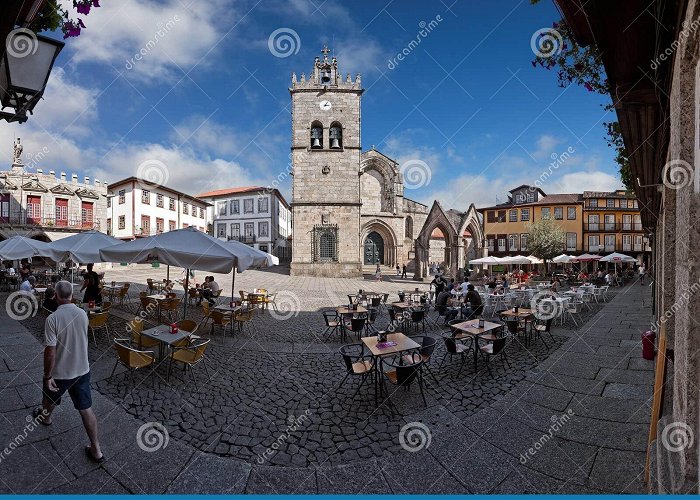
[{"left": 364, "top": 231, "right": 384, "bottom": 265}]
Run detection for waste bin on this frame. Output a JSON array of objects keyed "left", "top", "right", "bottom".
[{"left": 642, "top": 330, "right": 656, "bottom": 360}]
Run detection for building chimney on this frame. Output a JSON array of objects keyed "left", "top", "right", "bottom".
[
  {"left": 60, "top": 171, "right": 66, "bottom": 182},
  {"left": 49, "top": 170, "right": 55, "bottom": 176},
  {"left": 84, "top": 176, "right": 89, "bottom": 184},
  {"left": 71, "top": 174, "right": 78, "bottom": 183},
  {"left": 37, "top": 169, "right": 43, "bottom": 174},
  {"left": 95, "top": 179, "right": 100, "bottom": 186}
]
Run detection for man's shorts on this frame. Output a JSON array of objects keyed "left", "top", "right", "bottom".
[{"left": 42, "top": 371, "right": 92, "bottom": 410}]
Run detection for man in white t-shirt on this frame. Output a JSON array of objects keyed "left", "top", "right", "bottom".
[
  {"left": 35, "top": 281, "right": 104, "bottom": 463},
  {"left": 458, "top": 278, "right": 471, "bottom": 296},
  {"left": 19, "top": 275, "right": 35, "bottom": 294},
  {"left": 639, "top": 264, "right": 646, "bottom": 285}
]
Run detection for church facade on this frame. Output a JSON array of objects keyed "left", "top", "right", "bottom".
[{"left": 289, "top": 47, "right": 483, "bottom": 278}]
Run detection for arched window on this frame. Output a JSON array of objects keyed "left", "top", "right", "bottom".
[
  {"left": 310, "top": 121, "right": 323, "bottom": 149},
  {"left": 405, "top": 216, "right": 413, "bottom": 239},
  {"left": 313, "top": 224, "right": 338, "bottom": 262},
  {"left": 329, "top": 122, "right": 342, "bottom": 149}
]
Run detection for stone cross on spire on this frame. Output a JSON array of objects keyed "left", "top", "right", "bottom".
[{"left": 321, "top": 44, "right": 330, "bottom": 57}]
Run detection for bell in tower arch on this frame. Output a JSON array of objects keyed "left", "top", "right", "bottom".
[{"left": 320, "top": 70, "right": 331, "bottom": 85}]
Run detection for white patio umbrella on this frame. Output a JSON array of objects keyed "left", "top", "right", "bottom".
[
  {"left": 44, "top": 230, "right": 122, "bottom": 263},
  {"left": 0, "top": 235, "right": 50, "bottom": 260},
  {"left": 552, "top": 254, "right": 574, "bottom": 263},
  {"left": 99, "top": 227, "right": 277, "bottom": 315},
  {"left": 525, "top": 255, "right": 544, "bottom": 265},
  {"left": 469, "top": 256, "right": 504, "bottom": 265},
  {"left": 504, "top": 255, "right": 533, "bottom": 265},
  {"left": 599, "top": 252, "right": 636, "bottom": 263}
]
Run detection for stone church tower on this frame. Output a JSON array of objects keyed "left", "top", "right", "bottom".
[{"left": 290, "top": 46, "right": 364, "bottom": 277}]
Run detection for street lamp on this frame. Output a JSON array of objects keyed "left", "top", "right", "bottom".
[{"left": 0, "top": 30, "right": 64, "bottom": 123}]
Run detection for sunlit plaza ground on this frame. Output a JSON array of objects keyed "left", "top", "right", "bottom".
[{"left": 0, "top": 266, "right": 654, "bottom": 494}]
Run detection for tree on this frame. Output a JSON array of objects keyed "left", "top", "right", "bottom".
[{"left": 527, "top": 219, "right": 565, "bottom": 266}]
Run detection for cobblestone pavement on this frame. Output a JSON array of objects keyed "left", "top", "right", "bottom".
[{"left": 0, "top": 268, "right": 654, "bottom": 494}]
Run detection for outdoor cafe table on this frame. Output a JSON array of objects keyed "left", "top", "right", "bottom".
[
  {"left": 361, "top": 332, "right": 421, "bottom": 406},
  {"left": 450, "top": 319, "right": 503, "bottom": 372},
  {"left": 214, "top": 304, "right": 242, "bottom": 334},
  {"left": 540, "top": 296, "right": 571, "bottom": 325},
  {"left": 500, "top": 307, "right": 536, "bottom": 343},
  {"left": 141, "top": 325, "right": 192, "bottom": 361},
  {"left": 147, "top": 294, "right": 168, "bottom": 321},
  {"left": 336, "top": 305, "right": 368, "bottom": 315}
]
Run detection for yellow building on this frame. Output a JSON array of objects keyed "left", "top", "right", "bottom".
[
  {"left": 582, "top": 190, "right": 650, "bottom": 262},
  {"left": 478, "top": 185, "right": 583, "bottom": 257}
]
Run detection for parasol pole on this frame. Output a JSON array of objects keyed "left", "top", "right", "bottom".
[
  {"left": 231, "top": 266, "right": 236, "bottom": 305},
  {"left": 183, "top": 268, "right": 189, "bottom": 318},
  {"left": 166, "top": 265, "right": 170, "bottom": 282}
]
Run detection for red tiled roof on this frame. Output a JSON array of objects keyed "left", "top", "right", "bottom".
[{"left": 196, "top": 186, "right": 267, "bottom": 198}]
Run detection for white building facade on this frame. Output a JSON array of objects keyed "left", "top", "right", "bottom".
[
  {"left": 107, "top": 177, "right": 210, "bottom": 239},
  {"left": 197, "top": 187, "right": 291, "bottom": 258}
]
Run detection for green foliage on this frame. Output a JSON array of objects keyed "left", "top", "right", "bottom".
[{"left": 526, "top": 219, "right": 566, "bottom": 263}]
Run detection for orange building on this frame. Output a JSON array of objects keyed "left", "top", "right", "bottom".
[
  {"left": 478, "top": 185, "right": 583, "bottom": 257},
  {"left": 581, "top": 190, "right": 650, "bottom": 262}
]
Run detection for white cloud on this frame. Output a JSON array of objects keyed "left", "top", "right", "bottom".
[
  {"left": 548, "top": 171, "right": 622, "bottom": 193},
  {"left": 61, "top": 0, "right": 232, "bottom": 82},
  {"left": 333, "top": 38, "right": 384, "bottom": 76},
  {"left": 531, "top": 134, "right": 563, "bottom": 160}
]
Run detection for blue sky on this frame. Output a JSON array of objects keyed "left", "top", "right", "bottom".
[{"left": 1, "top": 0, "right": 622, "bottom": 209}]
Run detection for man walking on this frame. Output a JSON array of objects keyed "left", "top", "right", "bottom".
[
  {"left": 639, "top": 263, "right": 646, "bottom": 285},
  {"left": 35, "top": 280, "right": 104, "bottom": 463},
  {"left": 401, "top": 264, "right": 407, "bottom": 279}
]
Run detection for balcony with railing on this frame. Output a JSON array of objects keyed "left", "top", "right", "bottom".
[
  {"left": 583, "top": 222, "right": 644, "bottom": 232},
  {"left": 0, "top": 214, "right": 100, "bottom": 231},
  {"left": 228, "top": 235, "right": 256, "bottom": 244}
]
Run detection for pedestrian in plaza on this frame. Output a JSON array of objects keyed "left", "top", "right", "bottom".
[
  {"left": 375, "top": 264, "right": 382, "bottom": 281},
  {"left": 34, "top": 280, "right": 104, "bottom": 463},
  {"left": 395, "top": 264, "right": 400, "bottom": 276},
  {"left": 639, "top": 263, "right": 646, "bottom": 285},
  {"left": 43, "top": 287, "right": 58, "bottom": 313},
  {"left": 80, "top": 263, "right": 102, "bottom": 305},
  {"left": 401, "top": 264, "right": 407, "bottom": 279},
  {"left": 20, "top": 275, "right": 36, "bottom": 294}
]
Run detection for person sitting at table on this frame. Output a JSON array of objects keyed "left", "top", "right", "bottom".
[
  {"left": 458, "top": 277, "right": 471, "bottom": 296},
  {"left": 443, "top": 295, "right": 463, "bottom": 324},
  {"left": 198, "top": 276, "right": 221, "bottom": 306},
  {"left": 43, "top": 287, "right": 58, "bottom": 313},
  {"left": 550, "top": 277, "right": 561, "bottom": 292},
  {"left": 80, "top": 264, "right": 102, "bottom": 305},
  {"left": 430, "top": 274, "right": 446, "bottom": 296},
  {"left": 464, "top": 284, "right": 483, "bottom": 320},
  {"left": 20, "top": 275, "right": 36, "bottom": 294},
  {"left": 435, "top": 288, "right": 451, "bottom": 319},
  {"left": 20, "top": 261, "right": 32, "bottom": 282}
]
